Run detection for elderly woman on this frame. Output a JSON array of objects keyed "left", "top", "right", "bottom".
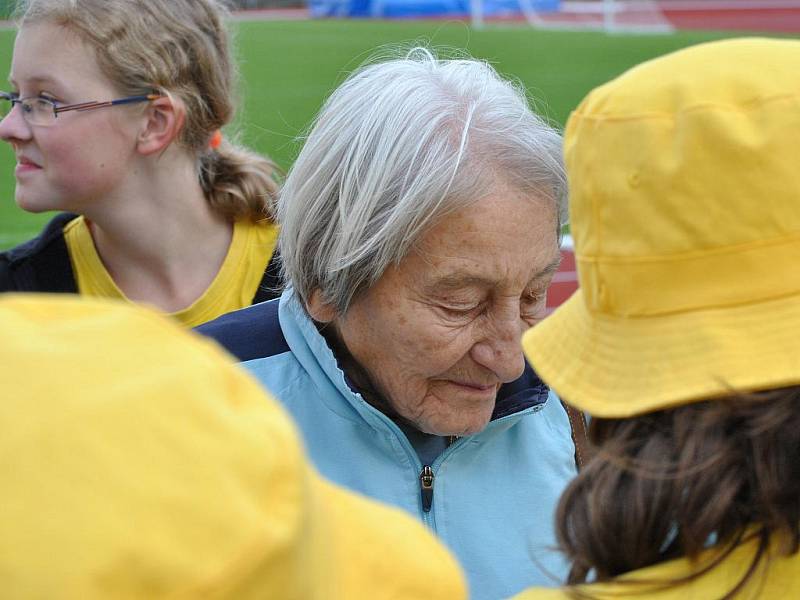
[{"left": 199, "top": 48, "right": 577, "bottom": 599}]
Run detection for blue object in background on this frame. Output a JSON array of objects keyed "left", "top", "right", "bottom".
[{"left": 309, "top": 0, "right": 559, "bottom": 19}]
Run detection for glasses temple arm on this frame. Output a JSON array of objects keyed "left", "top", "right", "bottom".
[{"left": 54, "top": 94, "right": 162, "bottom": 115}]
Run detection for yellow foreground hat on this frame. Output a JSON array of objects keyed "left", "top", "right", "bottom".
[
  {"left": 524, "top": 38, "right": 800, "bottom": 418},
  {"left": 0, "top": 295, "right": 466, "bottom": 599}
]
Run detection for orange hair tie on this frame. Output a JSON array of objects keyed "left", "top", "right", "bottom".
[{"left": 209, "top": 129, "right": 223, "bottom": 150}]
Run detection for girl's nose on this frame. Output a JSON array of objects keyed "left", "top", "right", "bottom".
[{"left": 0, "top": 103, "right": 33, "bottom": 144}]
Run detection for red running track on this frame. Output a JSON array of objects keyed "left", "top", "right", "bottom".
[
  {"left": 508, "top": 1, "right": 800, "bottom": 33},
  {"left": 546, "top": 239, "right": 578, "bottom": 312},
  {"left": 662, "top": 4, "right": 800, "bottom": 32},
  {"left": 236, "top": 1, "right": 800, "bottom": 32}
]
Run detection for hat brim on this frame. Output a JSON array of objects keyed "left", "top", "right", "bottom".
[{"left": 523, "top": 289, "right": 800, "bottom": 417}]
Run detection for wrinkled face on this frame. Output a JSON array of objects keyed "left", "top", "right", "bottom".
[
  {"left": 333, "top": 183, "right": 560, "bottom": 436},
  {"left": 0, "top": 23, "right": 140, "bottom": 214}
]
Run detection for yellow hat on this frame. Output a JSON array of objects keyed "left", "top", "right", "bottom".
[
  {"left": 523, "top": 38, "right": 800, "bottom": 418},
  {"left": 0, "top": 295, "right": 466, "bottom": 599}
]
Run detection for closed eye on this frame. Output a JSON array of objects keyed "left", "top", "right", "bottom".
[{"left": 440, "top": 303, "right": 483, "bottom": 319}]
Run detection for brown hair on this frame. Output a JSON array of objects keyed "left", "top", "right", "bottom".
[
  {"left": 556, "top": 387, "right": 800, "bottom": 598},
  {"left": 16, "top": 0, "right": 278, "bottom": 222}
]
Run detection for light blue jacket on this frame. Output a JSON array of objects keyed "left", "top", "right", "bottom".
[{"left": 198, "top": 290, "right": 577, "bottom": 600}]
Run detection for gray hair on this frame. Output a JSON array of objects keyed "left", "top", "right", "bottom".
[{"left": 276, "top": 47, "right": 567, "bottom": 314}]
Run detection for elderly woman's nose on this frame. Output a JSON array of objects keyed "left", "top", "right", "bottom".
[{"left": 469, "top": 316, "right": 527, "bottom": 382}]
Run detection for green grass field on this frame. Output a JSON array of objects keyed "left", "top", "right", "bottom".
[{"left": 0, "top": 19, "right": 736, "bottom": 250}]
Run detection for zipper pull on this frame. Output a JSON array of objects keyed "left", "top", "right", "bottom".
[{"left": 420, "top": 465, "right": 434, "bottom": 512}]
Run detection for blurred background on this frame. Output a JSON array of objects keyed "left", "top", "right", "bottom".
[{"left": 0, "top": 0, "right": 797, "bottom": 252}]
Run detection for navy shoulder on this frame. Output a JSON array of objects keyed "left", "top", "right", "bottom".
[
  {"left": 492, "top": 362, "right": 550, "bottom": 420},
  {"left": 1, "top": 212, "right": 78, "bottom": 293},
  {"left": 195, "top": 298, "right": 289, "bottom": 362}
]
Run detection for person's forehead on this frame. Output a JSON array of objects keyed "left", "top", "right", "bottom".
[
  {"left": 421, "top": 254, "right": 561, "bottom": 291},
  {"left": 404, "top": 197, "right": 560, "bottom": 288},
  {"left": 419, "top": 188, "right": 556, "bottom": 247},
  {"left": 11, "top": 23, "right": 104, "bottom": 91}
]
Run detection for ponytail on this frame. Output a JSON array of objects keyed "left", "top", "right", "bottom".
[{"left": 199, "top": 140, "right": 280, "bottom": 222}]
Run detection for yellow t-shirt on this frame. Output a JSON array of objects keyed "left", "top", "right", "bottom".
[
  {"left": 63, "top": 216, "right": 278, "bottom": 328},
  {"left": 513, "top": 534, "right": 800, "bottom": 600}
]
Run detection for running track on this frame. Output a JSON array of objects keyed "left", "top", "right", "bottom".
[
  {"left": 242, "top": 1, "right": 800, "bottom": 34},
  {"left": 535, "top": 1, "right": 800, "bottom": 34},
  {"left": 656, "top": 0, "right": 800, "bottom": 33},
  {"left": 547, "top": 238, "right": 577, "bottom": 313}
]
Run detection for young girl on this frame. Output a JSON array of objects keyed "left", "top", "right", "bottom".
[
  {"left": 516, "top": 38, "right": 800, "bottom": 599},
  {"left": 0, "top": 0, "right": 281, "bottom": 327}
]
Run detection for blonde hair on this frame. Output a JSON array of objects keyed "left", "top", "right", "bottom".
[{"left": 16, "top": 0, "right": 278, "bottom": 222}]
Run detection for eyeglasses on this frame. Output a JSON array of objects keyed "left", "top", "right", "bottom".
[{"left": 0, "top": 92, "right": 162, "bottom": 127}]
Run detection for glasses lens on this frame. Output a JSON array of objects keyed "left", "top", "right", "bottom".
[{"left": 22, "top": 98, "right": 56, "bottom": 126}]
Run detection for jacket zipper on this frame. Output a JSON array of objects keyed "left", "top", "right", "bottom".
[
  {"left": 420, "top": 465, "right": 434, "bottom": 512},
  {"left": 418, "top": 437, "right": 458, "bottom": 513}
]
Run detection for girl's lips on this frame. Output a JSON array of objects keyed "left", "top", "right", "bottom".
[{"left": 16, "top": 157, "right": 42, "bottom": 175}]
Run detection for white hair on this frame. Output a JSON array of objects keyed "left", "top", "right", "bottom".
[{"left": 276, "top": 47, "right": 567, "bottom": 314}]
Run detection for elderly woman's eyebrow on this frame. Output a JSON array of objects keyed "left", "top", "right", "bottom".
[
  {"left": 425, "top": 273, "right": 494, "bottom": 293},
  {"left": 427, "top": 257, "right": 563, "bottom": 293},
  {"left": 535, "top": 256, "right": 563, "bottom": 280}
]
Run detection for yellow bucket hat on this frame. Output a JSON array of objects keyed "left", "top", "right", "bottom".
[
  {"left": 0, "top": 295, "right": 465, "bottom": 599},
  {"left": 523, "top": 37, "right": 800, "bottom": 418}
]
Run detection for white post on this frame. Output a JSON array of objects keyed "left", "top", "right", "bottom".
[
  {"left": 603, "top": 0, "right": 615, "bottom": 32},
  {"left": 471, "top": 0, "right": 484, "bottom": 29},
  {"left": 517, "top": 0, "right": 545, "bottom": 27}
]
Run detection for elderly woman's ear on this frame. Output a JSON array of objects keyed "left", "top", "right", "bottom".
[{"left": 307, "top": 290, "right": 337, "bottom": 323}]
